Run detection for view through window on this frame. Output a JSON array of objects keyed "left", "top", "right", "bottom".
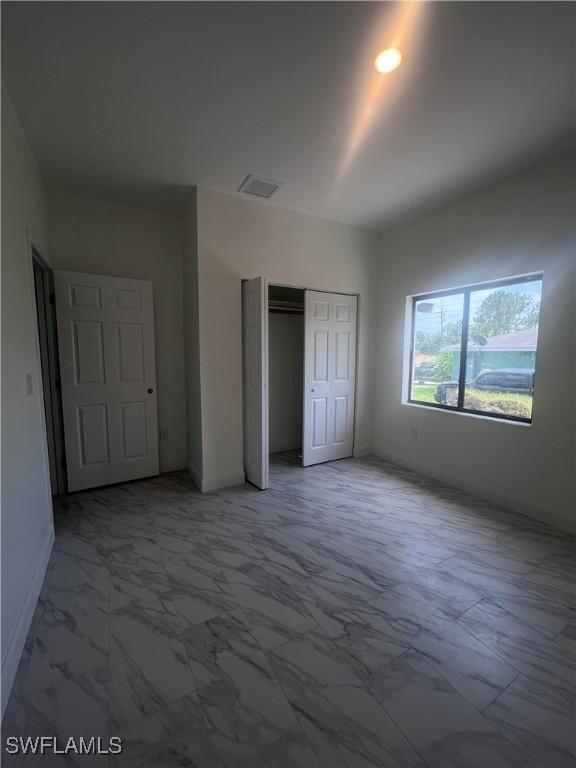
[{"left": 409, "top": 275, "right": 542, "bottom": 422}]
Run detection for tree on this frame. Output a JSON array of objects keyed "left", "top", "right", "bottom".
[
  {"left": 470, "top": 291, "right": 539, "bottom": 338},
  {"left": 415, "top": 320, "right": 462, "bottom": 354},
  {"left": 437, "top": 351, "right": 453, "bottom": 381}
]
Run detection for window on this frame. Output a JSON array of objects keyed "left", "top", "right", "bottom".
[{"left": 408, "top": 274, "right": 542, "bottom": 423}]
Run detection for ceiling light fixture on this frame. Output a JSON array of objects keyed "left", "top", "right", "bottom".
[{"left": 374, "top": 48, "right": 402, "bottom": 74}]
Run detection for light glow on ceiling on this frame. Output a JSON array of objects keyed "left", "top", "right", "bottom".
[
  {"left": 374, "top": 48, "right": 402, "bottom": 74},
  {"left": 336, "top": 1, "right": 428, "bottom": 180}
]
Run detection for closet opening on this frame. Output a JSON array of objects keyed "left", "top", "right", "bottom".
[
  {"left": 242, "top": 276, "right": 358, "bottom": 490},
  {"left": 268, "top": 285, "right": 304, "bottom": 464}
]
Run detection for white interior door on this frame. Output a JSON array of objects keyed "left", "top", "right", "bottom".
[
  {"left": 242, "top": 277, "right": 269, "bottom": 489},
  {"left": 54, "top": 270, "right": 159, "bottom": 491},
  {"left": 303, "top": 291, "right": 357, "bottom": 466}
]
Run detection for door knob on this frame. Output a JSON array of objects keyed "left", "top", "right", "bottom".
[{"left": 147, "top": 388, "right": 154, "bottom": 394}]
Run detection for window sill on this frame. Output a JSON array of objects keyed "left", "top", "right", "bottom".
[{"left": 402, "top": 400, "right": 532, "bottom": 427}]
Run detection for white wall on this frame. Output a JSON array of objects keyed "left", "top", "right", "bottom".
[
  {"left": 183, "top": 189, "right": 203, "bottom": 487},
  {"left": 373, "top": 151, "right": 576, "bottom": 532},
  {"left": 269, "top": 312, "right": 303, "bottom": 454},
  {"left": 47, "top": 192, "right": 187, "bottom": 473},
  {"left": 1, "top": 82, "right": 54, "bottom": 714},
  {"left": 194, "top": 187, "right": 378, "bottom": 490}
]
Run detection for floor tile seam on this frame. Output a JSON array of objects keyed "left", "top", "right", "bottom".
[
  {"left": 453, "top": 608, "right": 536, "bottom": 684},
  {"left": 267, "top": 636, "right": 426, "bottom": 765},
  {"left": 366, "top": 577, "right": 485, "bottom": 619},
  {"left": 395, "top": 647, "right": 533, "bottom": 768},
  {"left": 178, "top": 695, "right": 221, "bottom": 768},
  {"left": 480, "top": 667, "right": 523, "bottom": 715},
  {"left": 311, "top": 559, "right": 393, "bottom": 597},
  {"left": 260, "top": 647, "right": 353, "bottom": 768},
  {"left": 518, "top": 575, "right": 576, "bottom": 613},
  {"left": 425, "top": 550, "right": 467, "bottom": 571},
  {"left": 414, "top": 641, "right": 516, "bottom": 712},
  {"left": 519, "top": 562, "right": 546, "bottom": 581},
  {"left": 518, "top": 559, "right": 576, "bottom": 584},
  {"left": 434, "top": 543, "right": 529, "bottom": 568},
  {"left": 145, "top": 502, "right": 177, "bottom": 591},
  {"left": 552, "top": 622, "right": 576, "bottom": 643},
  {"left": 365, "top": 646, "right": 448, "bottom": 768},
  {"left": 479, "top": 686, "right": 554, "bottom": 768},
  {"left": 19, "top": 655, "right": 110, "bottom": 701},
  {"left": 449, "top": 596, "right": 489, "bottom": 622},
  {"left": 487, "top": 595, "right": 573, "bottom": 643},
  {"left": 187, "top": 637, "right": 304, "bottom": 768},
  {"left": 111, "top": 687, "right": 218, "bottom": 768}
]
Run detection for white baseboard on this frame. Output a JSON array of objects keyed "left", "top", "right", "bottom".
[
  {"left": 270, "top": 440, "right": 300, "bottom": 454},
  {"left": 159, "top": 456, "right": 187, "bottom": 473},
  {"left": 373, "top": 448, "right": 575, "bottom": 535},
  {"left": 186, "top": 463, "right": 246, "bottom": 494},
  {"left": 1, "top": 527, "right": 54, "bottom": 717},
  {"left": 201, "top": 471, "right": 246, "bottom": 493}
]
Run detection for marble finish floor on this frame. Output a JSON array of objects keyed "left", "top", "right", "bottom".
[{"left": 3, "top": 452, "right": 575, "bottom": 767}]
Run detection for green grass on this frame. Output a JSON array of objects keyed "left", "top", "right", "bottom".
[{"left": 411, "top": 385, "right": 436, "bottom": 404}]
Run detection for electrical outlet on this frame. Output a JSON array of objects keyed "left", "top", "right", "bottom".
[
  {"left": 409, "top": 426, "right": 418, "bottom": 440},
  {"left": 160, "top": 428, "right": 169, "bottom": 440}
]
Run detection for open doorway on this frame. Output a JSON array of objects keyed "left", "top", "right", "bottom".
[
  {"left": 242, "top": 278, "right": 358, "bottom": 490},
  {"left": 31, "top": 250, "right": 67, "bottom": 495},
  {"left": 268, "top": 285, "right": 304, "bottom": 461}
]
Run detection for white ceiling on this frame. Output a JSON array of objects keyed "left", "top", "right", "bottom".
[{"left": 2, "top": 2, "right": 575, "bottom": 230}]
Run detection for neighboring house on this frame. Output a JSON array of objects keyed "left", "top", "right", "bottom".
[
  {"left": 443, "top": 326, "right": 538, "bottom": 379},
  {"left": 414, "top": 353, "right": 438, "bottom": 365}
]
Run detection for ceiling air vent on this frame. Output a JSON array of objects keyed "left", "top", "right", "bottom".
[{"left": 238, "top": 174, "right": 282, "bottom": 199}]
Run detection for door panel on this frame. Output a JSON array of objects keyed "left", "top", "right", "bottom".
[
  {"left": 118, "top": 323, "right": 145, "bottom": 381},
  {"left": 334, "top": 396, "right": 349, "bottom": 444},
  {"left": 313, "top": 300, "right": 329, "bottom": 321},
  {"left": 78, "top": 404, "right": 110, "bottom": 466},
  {"left": 303, "top": 291, "right": 357, "bottom": 466},
  {"left": 335, "top": 302, "right": 351, "bottom": 322},
  {"left": 121, "top": 401, "right": 148, "bottom": 459},
  {"left": 335, "top": 331, "right": 351, "bottom": 380},
  {"left": 55, "top": 270, "right": 159, "bottom": 491},
  {"left": 242, "top": 277, "right": 269, "bottom": 489},
  {"left": 73, "top": 321, "right": 105, "bottom": 383},
  {"left": 70, "top": 283, "right": 102, "bottom": 309},
  {"left": 314, "top": 330, "right": 329, "bottom": 381},
  {"left": 115, "top": 288, "right": 142, "bottom": 310},
  {"left": 312, "top": 397, "right": 328, "bottom": 447}
]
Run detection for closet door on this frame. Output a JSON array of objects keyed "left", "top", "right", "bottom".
[
  {"left": 303, "top": 291, "right": 357, "bottom": 466},
  {"left": 242, "top": 277, "right": 269, "bottom": 489}
]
